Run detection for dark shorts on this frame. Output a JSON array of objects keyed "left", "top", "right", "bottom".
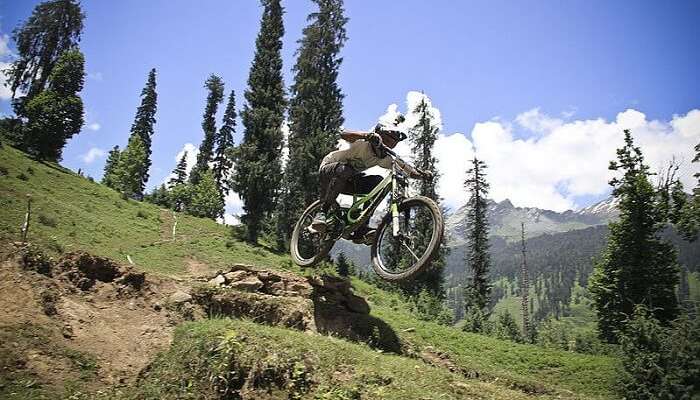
[{"left": 319, "top": 162, "right": 382, "bottom": 208}]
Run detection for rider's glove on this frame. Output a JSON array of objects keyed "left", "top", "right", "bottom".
[{"left": 368, "top": 132, "right": 382, "bottom": 145}]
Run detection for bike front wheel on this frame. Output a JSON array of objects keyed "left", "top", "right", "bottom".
[
  {"left": 290, "top": 200, "right": 338, "bottom": 267},
  {"left": 371, "top": 196, "right": 444, "bottom": 282}
]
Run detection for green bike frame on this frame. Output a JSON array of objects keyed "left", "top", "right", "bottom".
[{"left": 338, "top": 161, "right": 406, "bottom": 239}]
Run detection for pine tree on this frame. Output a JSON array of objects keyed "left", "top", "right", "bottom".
[
  {"left": 463, "top": 157, "right": 492, "bottom": 322},
  {"left": 189, "top": 169, "right": 225, "bottom": 220},
  {"left": 6, "top": 0, "right": 84, "bottom": 114},
  {"left": 336, "top": 251, "right": 350, "bottom": 277},
  {"left": 400, "top": 96, "right": 448, "bottom": 301},
  {"left": 130, "top": 69, "right": 157, "bottom": 185},
  {"left": 113, "top": 134, "right": 148, "bottom": 199},
  {"left": 230, "top": 0, "right": 287, "bottom": 244},
  {"left": 144, "top": 184, "right": 171, "bottom": 208},
  {"left": 22, "top": 49, "right": 84, "bottom": 160},
  {"left": 190, "top": 74, "right": 224, "bottom": 185},
  {"left": 677, "top": 141, "right": 700, "bottom": 241},
  {"left": 519, "top": 222, "right": 531, "bottom": 342},
  {"left": 102, "top": 145, "right": 121, "bottom": 189},
  {"left": 169, "top": 151, "right": 189, "bottom": 186},
  {"left": 589, "top": 130, "right": 680, "bottom": 343},
  {"left": 276, "top": 0, "right": 348, "bottom": 249},
  {"left": 213, "top": 90, "right": 236, "bottom": 197}
]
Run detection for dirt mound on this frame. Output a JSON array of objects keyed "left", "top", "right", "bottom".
[
  {"left": 0, "top": 247, "right": 178, "bottom": 395},
  {"left": 190, "top": 265, "right": 401, "bottom": 353}
]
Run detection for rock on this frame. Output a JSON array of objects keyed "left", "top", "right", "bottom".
[
  {"left": 224, "top": 270, "right": 248, "bottom": 282},
  {"left": 168, "top": 291, "right": 192, "bottom": 304},
  {"left": 62, "top": 324, "right": 74, "bottom": 339},
  {"left": 208, "top": 274, "right": 226, "bottom": 286},
  {"left": 229, "top": 276, "right": 264, "bottom": 292},
  {"left": 152, "top": 302, "right": 162, "bottom": 311},
  {"left": 345, "top": 294, "right": 370, "bottom": 314}
]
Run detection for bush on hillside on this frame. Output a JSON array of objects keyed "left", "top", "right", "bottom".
[{"left": 619, "top": 305, "right": 699, "bottom": 399}]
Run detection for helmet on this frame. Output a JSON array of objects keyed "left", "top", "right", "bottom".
[{"left": 374, "top": 112, "right": 407, "bottom": 141}]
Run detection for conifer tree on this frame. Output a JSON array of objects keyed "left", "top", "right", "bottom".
[
  {"left": 336, "top": 251, "right": 350, "bottom": 277},
  {"left": 276, "top": 0, "right": 348, "bottom": 248},
  {"left": 519, "top": 222, "right": 531, "bottom": 342},
  {"left": 677, "top": 141, "right": 700, "bottom": 241},
  {"left": 230, "top": 0, "right": 287, "bottom": 244},
  {"left": 6, "top": 0, "right": 84, "bottom": 113},
  {"left": 589, "top": 130, "right": 680, "bottom": 343},
  {"left": 463, "top": 157, "right": 492, "bottom": 323},
  {"left": 213, "top": 90, "right": 236, "bottom": 197},
  {"left": 190, "top": 75, "right": 224, "bottom": 185},
  {"left": 131, "top": 68, "right": 157, "bottom": 175},
  {"left": 400, "top": 96, "right": 447, "bottom": 301},
  {"left": 102, "top": 145, "right": 121, "bottom": 188},
  {"left": 22, "top": 49, "right": 84, "bottom": 160},
  {"left": 169, "top": 151, "right": 189, "bottom": 186}
]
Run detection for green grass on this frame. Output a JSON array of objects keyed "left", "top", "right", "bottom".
[
  {"left": 0, "top": 145, "right": 289, "bottom": 276},
  {"left": 112, "top": 318, "right": 572, "bottom": 400},
  {"left": 352, "top": 279, "right": 620, "bottom": 399}
]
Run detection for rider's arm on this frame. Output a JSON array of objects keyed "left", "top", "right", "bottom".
[
  {"left": 396, "top": 159, "right": 424, "bottom": 179},
  {"left": 341, "top": 129, "right": 370, "bottom": 143}
]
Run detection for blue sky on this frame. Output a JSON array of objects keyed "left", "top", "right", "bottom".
[{"left": 1, "top": 1, "right": 699, "bottom": 216}]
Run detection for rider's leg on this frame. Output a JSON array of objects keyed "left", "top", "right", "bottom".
[
  {"left": 312, "top": 163, "right": 357, "bottom": 232},
  {"left": 349, "top": 174, "right": 383, "bottom": 243}
]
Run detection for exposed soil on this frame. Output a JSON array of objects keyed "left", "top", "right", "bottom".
[{"left": 0, "top": 246, "right": 180, "bottom": 393}]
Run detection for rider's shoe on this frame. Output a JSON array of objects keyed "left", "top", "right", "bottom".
[{"left": 307, "top": 217, "right": 328, "bottom": 234}]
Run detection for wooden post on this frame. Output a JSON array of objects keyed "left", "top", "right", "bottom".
[
  {"left": 20, "top": 194, "right": 32, "bottom": 243},
  {"left": 520, "top": 222, "right": 531, "bottom": 342},
  {"left": 171, "top": 211, "right": 178, "bottom": 240}
]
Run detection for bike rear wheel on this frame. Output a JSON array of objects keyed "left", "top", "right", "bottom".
[
  {"left": 290, "top": 200, "right": 338, "bottom": 267},
  {"left": 370, "top": 196, "right": 444, "bottom": 281}
]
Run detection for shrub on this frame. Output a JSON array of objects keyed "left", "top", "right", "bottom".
[
  {"left": 136, "top": 209, "right": 148, "bottom": 219},
  {"left": 26, "top": 166, "right": 34, "bottom": 175},
  {"left": 619, "top": 305, "right": 699, "bottom": 399},
  {"left": 17, "top": 172, "right": 29, "bottom": 181},
  {"left": 491, "top": 310, "right": 523, "bottom": 343}
]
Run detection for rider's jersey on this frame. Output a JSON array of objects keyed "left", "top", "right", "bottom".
[{"left": 320, "top": 140, "right": 418, "bottom": 175}]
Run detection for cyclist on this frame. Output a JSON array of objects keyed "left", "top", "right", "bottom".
[{"left": 310, "top": 114, "right": 430, "bottom": 243}]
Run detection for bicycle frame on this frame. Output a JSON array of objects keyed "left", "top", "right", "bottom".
[{"left": 338, "top": 158, "right": 408, "bottom": 239}]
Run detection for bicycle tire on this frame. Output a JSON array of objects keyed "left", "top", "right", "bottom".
[
  {"left": 370, "top": 196, "right": 444, "bottom": 282},
  {"left": 290, "top": 200, "right": 336, "bottom": 267}
]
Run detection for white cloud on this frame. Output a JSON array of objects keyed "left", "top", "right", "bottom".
[
  {"left": 378, "top": 92, "right": 700, "bottom": 212},
  {"left": 0, "top": 33, "right": 10, "bottom": 58},
  {"left": 162, "top": 143, "right": 199, "bottom": 186},
  {"left": 81, "top": 147, "right": 106, "bottom": 164},
  {"left": 87, "top": 122, "right": 101, "bottom": 131},
  {"left": 0, "top": 62, "right": 12, "bottom": 100}
]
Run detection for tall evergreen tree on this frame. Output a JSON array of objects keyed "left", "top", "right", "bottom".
[
  {"left": 5, "top": 0, "right": 84, "bottom": 112},
  {"left": 677, "top": 141, "right": 700, "bottom": 241},
  {"left": 519, "top": 222, "right": 531, "bottom": 342},
  {"left": 230, "top": 0, "right": 287, "bottom": 244},
  {"left": 190, "top": 75, "right": 225, "bottom": 185},
  {"left": 213, "top": 90, "right": 236, "bottom": 197},
  {"left": 22, "top": 49, "right": 85, "bottom": 160},
  {"left": 463, "top": 157, "right": 492, "bottom": 319},
  {"left": 589, "top": 130, "right": 680, "bottom": 343},
  {"left": 102, "top": 145, "right": 121, "bottom": 189},
  {"left": 119, "top": 68, "right": 158, "bottom": 198},
  {"left": 400, "top": 96, "right": 448, "bottom": 300},
  {"left": 169, "top": 151, "right": 189, "bottom": 186},
  {"left": 276, "top": 0, "right": 348, "bottom": 249}
]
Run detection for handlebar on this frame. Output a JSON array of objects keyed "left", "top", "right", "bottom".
[{"left": 367, "top": 137, "right": 431, "bottom": 178}]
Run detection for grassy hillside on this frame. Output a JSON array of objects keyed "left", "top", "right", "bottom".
[
  {"left": 0, "top": 145, "right": 288, "bottom": 275},
  {"left": 0, "top": 145, "right": 621, "bottom": 399}
]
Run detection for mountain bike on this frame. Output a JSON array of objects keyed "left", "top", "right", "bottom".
[{"left": 290, "top": 141, "right": 444, "bottom": 282}]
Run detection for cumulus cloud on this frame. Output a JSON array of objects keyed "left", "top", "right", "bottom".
[
  {"left": 81, "top": 147, "right": 106, "bottom": 164},
  {"left": 87, "top": 122, "right": 101, "bottom": 131},
  {"left": 378, "top": 93, "right": 700, "bottom": 212},
  {"left": 0, "top": 62, "right": 12, "bottom": 100}
]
